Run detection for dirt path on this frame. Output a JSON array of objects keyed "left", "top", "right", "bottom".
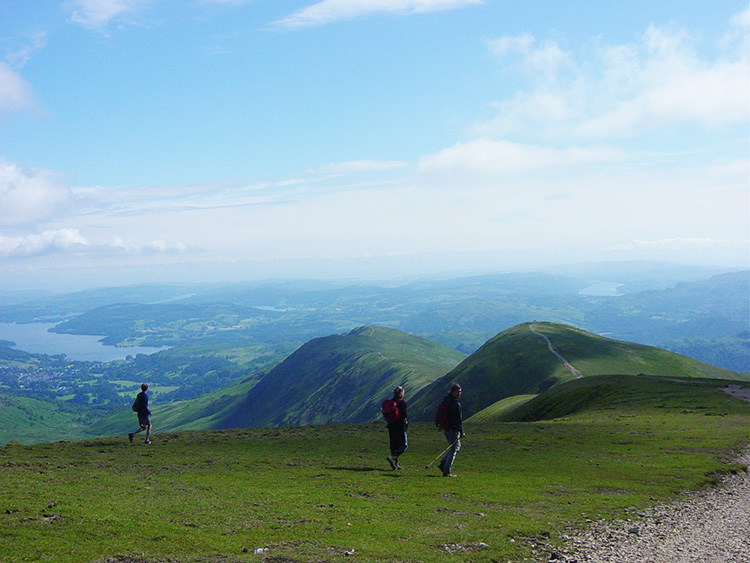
[
  {"left": 529, "top": 324, "right": 582, "bottom": 378},
  {"left": 555, "top": 446, "right": 750, "bottom": 563}
]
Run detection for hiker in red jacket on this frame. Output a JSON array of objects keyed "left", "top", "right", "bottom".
[{"left": 383, "top": 386, "right": 408, "bottom": 470}]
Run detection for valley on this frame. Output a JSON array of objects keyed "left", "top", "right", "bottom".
[{"left": 0, "top": 265, "right": 747, "bottom": 445}]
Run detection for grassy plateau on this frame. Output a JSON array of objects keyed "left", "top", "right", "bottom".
[{"left": 2, "top": 377, "right": 749, "bottom": 563}]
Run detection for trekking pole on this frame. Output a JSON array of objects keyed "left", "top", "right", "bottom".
[{"left": 424, "top": 438, "right": 459, "bottom": 469}]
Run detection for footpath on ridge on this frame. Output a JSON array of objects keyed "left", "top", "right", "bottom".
[{"left": 529, "top": 324, "right": 582, "bottom": 379}]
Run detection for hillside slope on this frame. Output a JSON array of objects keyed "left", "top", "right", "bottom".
[
  {"left": 409, "top": 322, "right": 749, "bottom": 421},
  {"left": 474, "top": 373, "right": 750, "bottom": 423},
  {"left": 215, "top": 326, "right": 466, "bottom": 428}
]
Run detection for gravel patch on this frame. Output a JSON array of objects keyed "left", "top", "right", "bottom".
[{"left": 550, "top": 447, "right": 750, "bottom": 563}]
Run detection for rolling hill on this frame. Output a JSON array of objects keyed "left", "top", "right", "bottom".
[
  {"left": 92, "top": 325, "right": 466, "bottom": 436},
  {"left": 408, "top": 322, "right": 749, "bottom": 421},
  {"left": 19, "top": 321, "right": 750, "bottom": 443},
  {"left": 213, "top": 325, "right": 466, "bottom": 428}
]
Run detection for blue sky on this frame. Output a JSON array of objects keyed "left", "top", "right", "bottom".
[{"left": 1, "top": 0, "right": 748, "bottom": 291}]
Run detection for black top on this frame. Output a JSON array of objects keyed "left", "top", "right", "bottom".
[
  {"left": 136, "top": 391, "right": 151, "bottom": 416},
  {"left": 394, "top": 397, "right": 407, "bottom": 422},
  {"left": 442, "top": 393, "right": 462, "bottom": 433}
]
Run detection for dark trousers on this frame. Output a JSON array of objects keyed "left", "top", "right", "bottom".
[{"left": 388, "top": 422, "right": 408, "bottom": 457}]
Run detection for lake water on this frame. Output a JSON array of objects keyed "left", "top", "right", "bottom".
[
  {"left": 578, "top": 281, "right": 624, "bottom": 296},
  {"left": 0, "top": 322, "right": 167, "bottom": 362}
]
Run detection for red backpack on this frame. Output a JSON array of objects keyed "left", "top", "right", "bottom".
[
  {"left": 381, "top": 399, "right": 400, "bottom": 423},
  {"left": 435, "top": 400, "right": 451, "bottom": 429}
]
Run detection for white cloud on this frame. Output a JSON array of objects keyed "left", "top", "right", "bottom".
[
  {"left": 0, "top": 63, "right": 36, "bottom": 113},
  {"left": 0, "top": 160, "right": 72, "bottom": 225},
  {"left": 0, "top": 229, "right": 89, "bottom": 257},
  {"left": 64, "top": 0, "right": 154, "bottom": 30},
  {"left": 481, "top": 14, "right": 750, "bottom": 141},
  {"left": 0, "top": 229, "right": 192, "bottom": 258},
  {"left": 275, "top": 0, "right": 483, "bottom": 29},
  {"left": 417, "top": 139, "right": 626, "bottom": 175}
]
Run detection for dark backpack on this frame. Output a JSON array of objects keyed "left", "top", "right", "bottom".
[
  {"left": 435, "top": 400, "right": 451, "bottom": 429},
  {"left": 131, "top": 394, "right": 141, "bottom": 412},
  {"left": 381, "top": 399, "right": 400, "bottom": 423}
]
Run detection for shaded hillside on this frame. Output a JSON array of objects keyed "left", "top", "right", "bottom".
[
  {"left": 216, "top": 326, "right": 466, "bottom": 428},
  {"left": 409, "top": 322, "right": 749, "bottom": 421},
  {"left": 485, "top": 374, "right": 750, "bottom": 422}
]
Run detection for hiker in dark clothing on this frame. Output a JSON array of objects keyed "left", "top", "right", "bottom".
[
  {"left": 128, "top": 383, "right": 152, "bottom": 444},
  {"left": 385, "top": 386, "right": 408, "bottom": 470},
  {"left": 438, "top": 383, "right": 465, "bottom": 477}
]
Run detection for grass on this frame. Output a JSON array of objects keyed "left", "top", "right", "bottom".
[{"left": 1, "top": 389, "right": 750, "bottom": 563}]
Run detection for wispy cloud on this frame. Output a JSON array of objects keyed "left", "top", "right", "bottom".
[
  {"left": 6, "top": 32, "right": 47, "bottom": 69},
  {"left": 63, "top": 0, "right": 155, "bottom": 30},
  {"left": 609, "top": 238, "right": 748, "bottom": 252},
  {"left": 275, "top": 0, "right": 483, "bottom": 29},
  {"left": 307, "top": 160, "right": 409, "bottom": 175},
  {"left": 418, "top": 139, "right": 626, "bottom": 175}
]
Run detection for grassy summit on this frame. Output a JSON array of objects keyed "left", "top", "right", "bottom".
[
  {"left": 409, "top": 322, "right": 747, "bottom": 421},
  {"left": 2, "top": 384, "right": 749, "bottom": 563}
]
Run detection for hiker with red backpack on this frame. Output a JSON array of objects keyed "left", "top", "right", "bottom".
[
  {"left": 382, "top": 386, "right": 408, "bottom": 470},
  {"left": 435, "top": 383, "right": 465, "bottom": 477}
]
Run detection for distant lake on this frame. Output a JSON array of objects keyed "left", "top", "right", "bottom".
[
  {"left": 578, "top": 281, "right": 624, "bottom": 296},
  {"left": 0, "top": 322, "right": 167, "bottom": 362}
]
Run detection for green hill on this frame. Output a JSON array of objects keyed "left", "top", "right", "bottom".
[
  {"left": 0, "top": 393, "right": 90, "bottom": 444},
  {"left": 472, "top": 373, "right": 750, "bottom": 423},
  {"left": 409, "top": 322, "right": 749, "bottom": 421},
  {"left": 215, "top": 326, "right": 466, "bottom": 428}
]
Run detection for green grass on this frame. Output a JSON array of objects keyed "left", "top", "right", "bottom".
[{"left": 1, "top": 392, "right": 749, "bottom": 563}]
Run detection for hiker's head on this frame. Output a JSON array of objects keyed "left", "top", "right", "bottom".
[
  {"left": 393, "top": 386, "right": 404, "bottom": 398},
  {"left": 450, "top": 383, "right": 462, "bottom": 397},
  {"left": 141, "top": 383, "right": 148, "bottom": 392}
]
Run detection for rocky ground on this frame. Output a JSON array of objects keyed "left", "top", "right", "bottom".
[{"left": 547, "top": 446, "right": 750, "bottom": 563}]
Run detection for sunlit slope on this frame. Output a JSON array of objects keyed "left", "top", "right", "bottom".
[
  {"left": 409, "top": 322, "right": 749, "bottom": 421},
  {"left": 216, "top": 326, "right": 466, "bottom": 428},
  {"left": 0, "top": 394, "right": 90, "bottom": 445},
  {"left": 478, "top": 373, "right": 750, "bottom": 422}
]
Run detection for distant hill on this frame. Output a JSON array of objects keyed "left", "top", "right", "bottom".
[
  {"left": 408, "top": 322, "right": 749, "bottom": 421},
  {"left": 212, "top": 326, "right": 466, "bottom": 428}
]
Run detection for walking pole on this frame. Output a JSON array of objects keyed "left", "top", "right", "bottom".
[{"left": 424, "top": 438, "right": 459, "bottom": 469}]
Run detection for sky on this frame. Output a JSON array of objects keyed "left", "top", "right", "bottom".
[{"left": 0, "top": 0, "right": 748, "bottom": 292}]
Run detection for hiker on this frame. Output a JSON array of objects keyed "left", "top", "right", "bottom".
[
  {"left": 437, "top": 383, "right": 465, "bottom": 477},
  {"left": 383, "top": 385, "right": 408, "bottom": 470},
  {"left": 128, "top": 383, "right": 152, "bottom": 444}
]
